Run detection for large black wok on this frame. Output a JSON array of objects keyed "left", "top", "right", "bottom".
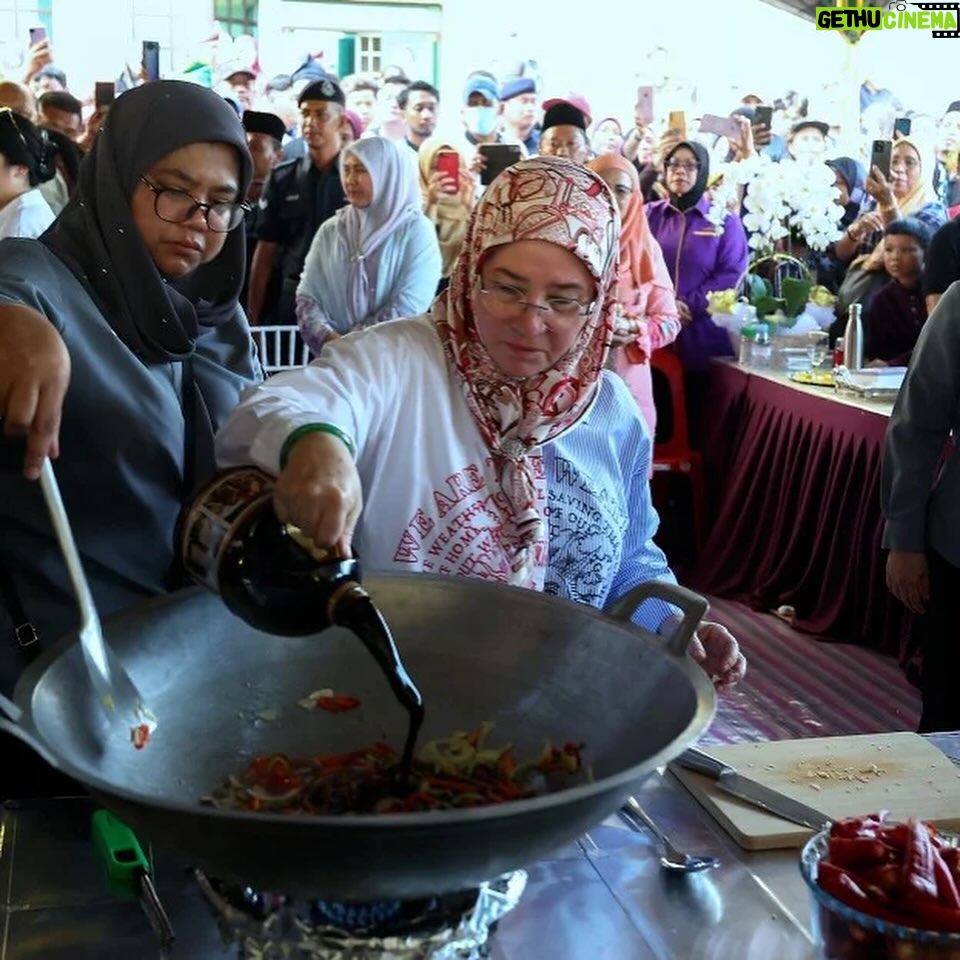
[{"left": 0, "top": 576, "right": 714, "bottom": 899}]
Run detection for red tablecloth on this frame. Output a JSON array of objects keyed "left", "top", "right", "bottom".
[{"left": 687, "top": 363, "right": 913, "bottom": 664}]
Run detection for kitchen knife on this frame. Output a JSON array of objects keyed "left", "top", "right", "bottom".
[{"left": 671, "top": 747, "right": 832, "bottom": 831}]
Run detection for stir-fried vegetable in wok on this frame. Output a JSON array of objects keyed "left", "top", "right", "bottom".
[{"left": 203, "top": 723, "right": 587, "bottom": 815}]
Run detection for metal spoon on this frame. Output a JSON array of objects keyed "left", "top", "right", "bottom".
[
  {"left": 40, "top": 460, "right": 156, "bottom": 742},
  {"left": 618, "top": 795, "right": 720, "bottom": 873}
]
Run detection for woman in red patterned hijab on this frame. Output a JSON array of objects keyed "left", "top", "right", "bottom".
[
  {"left": 431, "top": 156, "right": 620, "bottom": 583},
  {"left": 218, "top": 155, "right": 746, "bottom": 688}
]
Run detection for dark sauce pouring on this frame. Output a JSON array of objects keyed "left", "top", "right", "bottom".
[
  {"left": 217, "top": 513, "right": 425, "bottom": 786},
  {"left": 326, "top": 580, "right": 424, "bottom": 783}
]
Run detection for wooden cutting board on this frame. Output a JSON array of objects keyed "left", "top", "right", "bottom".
[{"left": 669, "top": 733, "right": 960, "bottom": 850}]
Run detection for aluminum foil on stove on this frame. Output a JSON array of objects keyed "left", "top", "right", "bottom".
[{"left": 195, "top": 870, "right": 528, "bottom": 960}]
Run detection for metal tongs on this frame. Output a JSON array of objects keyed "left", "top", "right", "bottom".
[{"left": 40, "top": 460, "right": 156, "bottom": 744}]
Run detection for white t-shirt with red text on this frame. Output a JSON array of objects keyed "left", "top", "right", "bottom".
[{"left": 216, "top": 314, "right": 677, "bottom": 632}]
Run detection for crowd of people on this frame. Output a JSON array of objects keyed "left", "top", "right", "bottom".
[
  {"left": 3, "top": 32, "right": 960, "bottom": 767},
  {"left": 5, "top": 42, "right": 960, "bottom": 430}
]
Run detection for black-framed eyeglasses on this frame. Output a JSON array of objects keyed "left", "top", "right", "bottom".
[
  {"left": 139, "top": 177, "right": 249, "bottom": 233},
  {"left": 477, "top": 278, "right": 594, "bottom": 322}
]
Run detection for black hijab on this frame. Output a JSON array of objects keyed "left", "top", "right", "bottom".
[
  {"left": 41, "top": 81, "right": 252, "bottom": 364},
  {"left": 0, "top": 108, "right": 57, "bottom": 187},
  {"left": 664, "top": 140, "right": 710, "bottom": 212}
]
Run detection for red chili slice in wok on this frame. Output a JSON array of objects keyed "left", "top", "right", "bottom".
[{"left": 313, "top": 695, "right": 360, "bottom": 713}]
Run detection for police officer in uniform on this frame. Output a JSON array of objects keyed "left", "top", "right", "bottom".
[
  {"left": 246, "top": 78, "right": 348, "bottom": 326},
  {"left": 240, "top": 109, "right": 286, "bottom": 311}
]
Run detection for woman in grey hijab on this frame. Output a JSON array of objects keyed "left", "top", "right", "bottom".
[{"left": 0, "top": 81, "right": 261, "bottom": 704}]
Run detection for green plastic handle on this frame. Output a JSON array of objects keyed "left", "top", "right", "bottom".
[{"left": 91, "top": 809, "right": 149, "bottom": 899}]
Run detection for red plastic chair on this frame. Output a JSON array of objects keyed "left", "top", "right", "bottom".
[{"left": 650, "top": 348, "right": 706, "bottom": 555}]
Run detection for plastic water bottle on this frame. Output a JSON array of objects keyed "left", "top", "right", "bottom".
[
  {"left": 738, "top": 324, "right": 757, "bottom": 366},
  {"left": 752, "top": 322, "right": 772, "bottom": 369}
]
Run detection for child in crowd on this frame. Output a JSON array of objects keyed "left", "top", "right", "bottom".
[{"left": 865, "top": 217, "right": 933, "bottom": 367}]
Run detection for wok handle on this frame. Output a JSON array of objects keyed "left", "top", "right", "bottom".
[
  {"left": 0, "top": 692, "right": 61, "bottom": 768},
  {"left": 604, "top": 582, "right": 708, "bottom": 657}
]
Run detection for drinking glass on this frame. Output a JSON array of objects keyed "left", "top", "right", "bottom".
[{"left": 806, "top": 331, "right": 829, "bottom": 368}]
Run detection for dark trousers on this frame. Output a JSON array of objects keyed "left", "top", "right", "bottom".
[{"left": 918, "top": 549, "right": 960, "bottom": 733}]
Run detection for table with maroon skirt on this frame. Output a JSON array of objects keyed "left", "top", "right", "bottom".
[{"left": 687, "top": 361, "right": 914, "bottom": 670}]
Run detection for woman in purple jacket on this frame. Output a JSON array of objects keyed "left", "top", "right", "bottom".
[{"left": 646, "top": 141, "right": 748, "bottom": 445}]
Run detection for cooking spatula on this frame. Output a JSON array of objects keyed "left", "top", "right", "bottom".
[{"left": 40, "top": 459, "right": 156, "bottom": 744}]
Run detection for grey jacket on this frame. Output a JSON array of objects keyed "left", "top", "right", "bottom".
[
  {"left": 881, "top": 281, "right": 960, "bottom": 564},
  {"left": 0, "top": 240, "right": 260, "bottom": 693}
]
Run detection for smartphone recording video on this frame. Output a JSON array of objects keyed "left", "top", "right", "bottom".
[{"left": 142, "top": 40, "right": 160, "bottom": 82}]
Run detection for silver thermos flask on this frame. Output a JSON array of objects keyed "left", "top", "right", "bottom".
[{"left": 843, "top": 303, "right": 863, "bottom": 370}]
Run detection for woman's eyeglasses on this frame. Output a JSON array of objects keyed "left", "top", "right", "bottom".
[
  {"left": 140, "top": 177, "right": 249, "bottom": 233},
  {"left": 477, "top": 279, "right": 593, "bottom": 324},
  {"left": 665, "top": 160, "right": 699, "bottom": 173}
]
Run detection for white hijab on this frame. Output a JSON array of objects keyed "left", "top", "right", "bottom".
[{"left": 336, "top": 137, "right": 422, "bottom": 326}]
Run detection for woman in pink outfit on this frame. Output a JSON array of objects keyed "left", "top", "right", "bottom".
[{"left": 588, "top": 153, "right": 680, "bottom": 437}]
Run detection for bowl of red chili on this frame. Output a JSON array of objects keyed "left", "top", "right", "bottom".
[{"left": 800, "top": 813, "right": 960, "bottom": 959}]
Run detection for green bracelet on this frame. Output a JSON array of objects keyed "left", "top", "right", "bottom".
[{"left": 280, "top": 423, "right": 356, "bottom": 468}]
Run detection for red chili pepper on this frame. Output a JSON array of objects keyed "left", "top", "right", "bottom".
[
  {"left": 404, "top": 791, "right": 441, "bottom": 810},
  {"left": 817, "top": 862, "right": 905, "bottom": 923},
  {"left": 899, "top": 819, "right": 939, "bottom": 905},
  {"left": 934, "top": 849, "right": 960, "bottom": 909},
  {"left": 903, "top": 899, "right": 960, "bottom": 933},
  {"left": 940, "top": 846, "right": 960, "bottom": 887},
  {"left": 862, "top": 884, "right": 891, "bottom": 905},
  {"left": 860, "top": 862, "right": 900, "bottom": 895},
  {"left": 827, "top": 836, "right": 889, "bottom": 869},
  {"left": 313, "top": 695, "right": 360, "bottom": 713},
  {"left": 880, "top": 823, "right": 910, "bottom": 852},
  {"left": 130, "top": 724, "right": 150, "bottom": 750},
  {"left": 247, "top": 755, "right": 302, "bottom": 795}
]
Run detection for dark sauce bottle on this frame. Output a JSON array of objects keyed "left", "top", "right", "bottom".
[{"left": 179, "top": 468, "right": 424, "bottom": 781}]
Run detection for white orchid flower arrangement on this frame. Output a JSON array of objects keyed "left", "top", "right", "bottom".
[{"left": 704, "top": 156, "right": 845, "bottom": 254}]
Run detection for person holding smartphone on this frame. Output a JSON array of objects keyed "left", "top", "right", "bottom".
[
  {"left": 831, "top": 138, "right": 946, "bottom": 341},
  {"left": 418, "top": 137, "right": 475, "bottom": 284},
  {"left": 28, "top": 65, "right": 67, "bottom": 97},
  {"left": 835, "top": 138, "right": 945, "bottom": 272}
]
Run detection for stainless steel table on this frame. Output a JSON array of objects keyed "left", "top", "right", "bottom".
[{"left": 3, "top": 735, "right": 957, "bottom": 959}]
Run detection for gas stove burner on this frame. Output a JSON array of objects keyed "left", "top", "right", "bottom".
[
  {"left": 309, "top": 898, "right": 405, "bottom": 933},
  {"left": 194, "top": 870, "right": 527, "bottom": 960},
  {"left": 307, "top": 890, "right": 480, "bottom": 938}
]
